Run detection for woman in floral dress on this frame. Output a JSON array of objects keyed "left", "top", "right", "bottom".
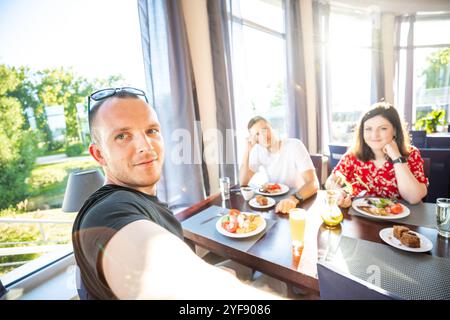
[{"left": 326, "top": 102, "right": 428, "bottom": 208}]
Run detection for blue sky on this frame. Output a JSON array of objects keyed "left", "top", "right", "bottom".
[{"left": 0, "top": 0, "right": 146, "bottom": 89}]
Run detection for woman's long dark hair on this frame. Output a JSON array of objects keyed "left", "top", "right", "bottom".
[{"left": 351, "top": 102, "right": 411, "bottom": 162}]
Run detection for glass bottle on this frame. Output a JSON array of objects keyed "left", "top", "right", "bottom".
[{"left": 321, "top": 190, "right": 343, "bottom": 228}]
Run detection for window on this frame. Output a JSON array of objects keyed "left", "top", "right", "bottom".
[
  {"left": 0, "top": 0, "right": 144, "bottom": 277},
  {"left": 327, "top": 8, "right": 372, "bottom": 144},
  {"left": 397, "top": 14, "right": 450, "bottom": 127},
  {"left": 227, "top": 0, "right": 288, "bottom": 163}
]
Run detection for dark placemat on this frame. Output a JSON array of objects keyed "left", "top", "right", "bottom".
[
  {"left": 349, "top": 200, "right": 437, "bottom": 229},
  {"left": 324, "top": 235, "right": 450, "bottom": 300},
  {"left": 181, "top": 205, "right": 276, "bottom": 252}
]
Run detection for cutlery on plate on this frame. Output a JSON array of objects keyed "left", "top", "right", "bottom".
[{"left": 199, "top": 211, "right": 226, "bottom": 225}]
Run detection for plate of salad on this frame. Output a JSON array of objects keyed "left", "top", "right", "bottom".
[
  {"left": 352, "top": 197, "right": 410, "bottom": 220},
  {"left": 216, "top": 209, "right": 266, "bottom": 238}
]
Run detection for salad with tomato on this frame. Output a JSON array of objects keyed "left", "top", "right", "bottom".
[
  {"left": 259, "top": 183, "right": 282, "bottom": 194},
  {"left": 358, "top": 198, "right": 404, "bottom": 216},
  {"left": 220, "top": 209, "right": 263, "bottom": 234}
]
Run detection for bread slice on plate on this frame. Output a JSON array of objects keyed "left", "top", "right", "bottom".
[
  {"left": 400, "top": 231, "right": 421, "bottom": 248},
  {"left": 393, "top": 225, "right": 410, "bottom": 240}
]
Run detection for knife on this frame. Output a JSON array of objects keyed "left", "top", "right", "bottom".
[{"left": 199, "top": 211, "right": 226, "bottom": 225}]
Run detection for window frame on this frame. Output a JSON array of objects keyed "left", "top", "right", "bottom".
[
  {"left": 395, "top": 13, "right": 450, "bottom": 125},
  {"left": 227, "top": 0, "right": 289, "bottom": 164}
]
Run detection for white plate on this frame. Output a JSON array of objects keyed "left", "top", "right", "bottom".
[
  {"left": 249, "top": 197, "right": 276, "bottom": 209},
  {"left": 352, "top": 198, "right": 410, "bottom": 220},
  {"left": 216, "top": 213, "right": 266, "bottom": 238},
  {"left": 379, "top": 227, "right": 433, "bottom": 253},
  {"left": 255, "top": 183, "right": 289, "bottom": 196}
]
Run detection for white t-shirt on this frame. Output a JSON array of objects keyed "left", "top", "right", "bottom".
[{"left": 248, "top": 138, "right": 315, "bottom": 188}]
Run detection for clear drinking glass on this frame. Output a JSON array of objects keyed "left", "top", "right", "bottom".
[
  {"left": 219, "top": 177, "right": 230, "bottom": 200},
  {"left": 436, "top": 198, "right": 450, "bottom": 238},
  {"left": 289, "top": 208, "right": 307, "bottom": 257}
]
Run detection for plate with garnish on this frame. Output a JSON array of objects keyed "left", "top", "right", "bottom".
[
  {"left": 255, "top": 183, "right": 289, "bottom": 196},
  {"left": 352, "top": 197, "right": 410, "bottom": 220},
  {"left": 379, "top": 226, "right": 433, "bottom": 252}
]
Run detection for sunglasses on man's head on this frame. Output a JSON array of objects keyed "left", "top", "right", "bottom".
[{"left": 87, "top": 87, "right": 149, "bottom": 114}]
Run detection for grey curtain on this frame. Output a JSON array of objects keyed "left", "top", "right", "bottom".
[
  {"left": 206, "top": 0, "right": 239, "bottom": 185},
  {"left": 138, "top": 0, "right": 207, "bottom": 208},
  {"left": 371, "top": 12, "right": 385, "bottom": 104},
  {"left": 312, "top": 1, "right": 331, "bottom": 153},
  {"left": 285, "top": 0, "right": 309, "bottom": 145}
]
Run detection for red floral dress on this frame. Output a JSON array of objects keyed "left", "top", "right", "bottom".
[{"left": 332, "top": 146, "right": 428, "bottom": 199}]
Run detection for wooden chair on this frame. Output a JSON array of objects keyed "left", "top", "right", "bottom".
[
  {"left": 317, "top": 261, "right": 401, "bottom": 300},
  {"left": 409, "top": 130, "right": 427, "bottom": 148},
  {"left": 310, "top": 154, "right": 324, "bottom": 188}
]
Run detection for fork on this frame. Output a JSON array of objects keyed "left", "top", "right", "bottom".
[{"left": 354, "top": 190, "right": 367, "bottom": 198}]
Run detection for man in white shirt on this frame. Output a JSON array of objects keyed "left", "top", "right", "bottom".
[{"left": 239, "top": 116, "right": 319, "bottom": 214}]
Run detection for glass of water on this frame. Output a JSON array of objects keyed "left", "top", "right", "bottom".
[
  {"left": 436, "top": 198, "right": 450, "bottom": 238},
  {"left": 219, "top": 177, "right": 230, "bottom": 200}
]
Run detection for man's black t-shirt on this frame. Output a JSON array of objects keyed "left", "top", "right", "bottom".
[{"left": 72, "top": 184, "right": 183, "bottom": 300}]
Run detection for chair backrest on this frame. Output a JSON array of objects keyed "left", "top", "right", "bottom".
[
  {"left": 328, "top": 144, "right": 348, "bottom": 171},
  {"left": 419, "top": 148, "right": 450, "bottom": 203},
  {"left": 423, "top": 157, "right": 430, "bottom": 179},
  {"left": 310, "top": 154, "right": 323, "bottom": 187},
  {"left": 317, "top": 261, "right": 401, "bottom": 300},
  {"left": 426, "top": 136, "right": 450, "bottom": 149},
  {"left": 0, "top": 279, "right": 6, "bottom": 299},
  {"left": 409, "top": 130, "right": 427, "bottom": 148},
  {"left": 76, "top": 266, "right": 93, "bottom": 300}
]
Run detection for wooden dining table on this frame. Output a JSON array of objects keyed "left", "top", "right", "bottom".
[{"left": 176, "top": 188, "right": 450, "bottom": 299}]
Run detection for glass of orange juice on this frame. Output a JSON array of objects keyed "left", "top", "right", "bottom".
[{"left": 289, "top": 208, "right": 307, "bottom": 255}]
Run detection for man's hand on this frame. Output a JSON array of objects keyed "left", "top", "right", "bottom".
[
  {"left": 275, "top": 196, "right": 299, "bottom": 214},
  {"left": 246, "top": 134, "right": 257, "bottom": 151}
]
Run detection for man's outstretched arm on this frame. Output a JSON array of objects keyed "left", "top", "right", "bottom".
[{"left": 102, "top": 219, "right": 281, "bottom": 299}]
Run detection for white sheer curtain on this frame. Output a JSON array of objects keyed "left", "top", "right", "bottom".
[{"left": 312, "top": 1, "right": 331, "bottom": 152}]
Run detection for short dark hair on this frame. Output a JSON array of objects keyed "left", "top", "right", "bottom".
[
  {"left": 351, "top": 102, "right": 411, "bottom": 162},
  {"left": 89, "top": 91, "right": 142, "bottom": 143},
  {"left": 247, "top": 116, "right": 268, "bottom": 130}
]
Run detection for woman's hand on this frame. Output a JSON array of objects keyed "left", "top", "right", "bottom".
[
  {"left": 383, "top": 140, "right": 401, "bottom": 161},
  {"left": 326, "top": 171, "right": 345, "bottom": 190},
  {"left": 337, "top": 191, "right": 352, "bottom": 208}
]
